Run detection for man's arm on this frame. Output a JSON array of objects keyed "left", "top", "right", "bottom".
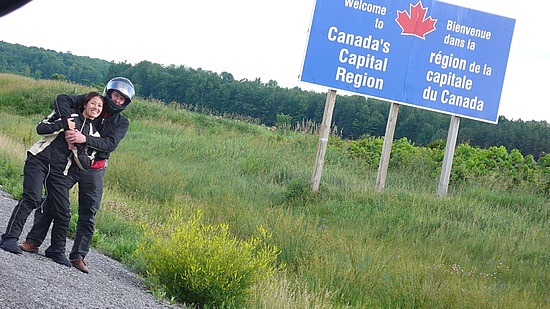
[
  {"left": 54, "top": 94, "right": 85, "bottom": 119},
  {"left": 65, "top": 116, "right": 129, "bottom": 154},
  {"left": 58, "top": 93, "right": 127, "bottom": 154}
]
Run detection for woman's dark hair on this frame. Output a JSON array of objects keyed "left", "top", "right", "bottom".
[
  {"left": 81, "top": 92, "right": 106, "bottom": 121},
  {"left": 83, "top": 91, "right": 104, "bottom": 105}
]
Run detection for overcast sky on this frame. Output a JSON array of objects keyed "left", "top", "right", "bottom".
[{"left": 0, "top": 0, "right": 548, "bottom": 122}]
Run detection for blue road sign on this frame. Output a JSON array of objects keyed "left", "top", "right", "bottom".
[{"left": 300, "top": 0, "right": 515, "bottom": 123}]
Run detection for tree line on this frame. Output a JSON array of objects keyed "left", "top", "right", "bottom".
[{"left": 1, "top": 40, "right": 548, "bottom": 159}]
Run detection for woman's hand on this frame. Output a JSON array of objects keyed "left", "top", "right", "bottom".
[
  {"left": 65, "top": 129, "right": 87, "bottom": 144},
  {"left": 66, "top": 117, "right": 76, "bottom": 130}
]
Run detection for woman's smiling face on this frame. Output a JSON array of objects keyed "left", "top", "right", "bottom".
[{"left": 83, "top": 95, "right": 103, "bottom": 119}]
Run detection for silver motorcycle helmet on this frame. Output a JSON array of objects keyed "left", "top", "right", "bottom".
[{"left": 102, "top": 77, "right": 135, "bottom": 113}]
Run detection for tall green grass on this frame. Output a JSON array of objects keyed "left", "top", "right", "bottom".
[{"left": 0, "top": 74, "right": 547, "bottom": 308}]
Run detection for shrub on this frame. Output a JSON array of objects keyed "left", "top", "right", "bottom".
[
  {"left": 283, "top": 179, "right": 320, "bottom": 205},
  {"left": 347, "top": 135, "right": 383, "bottom": 168},
  {"left": 347, "top": 137, "right": 549, "bottom": 195},
  {"left": 136, "top": 210, "right": 281, "bottom": 308}
]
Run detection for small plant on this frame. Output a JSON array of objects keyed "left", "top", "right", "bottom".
[
  {"left": 275, "top": 113, "right": 293, "bottom": 132},
  {"left": 283, "top": 179, "right": 321, "bottom": 206},
  {"left": 136, "top": 210, "right": 281, "bottom": 308}
]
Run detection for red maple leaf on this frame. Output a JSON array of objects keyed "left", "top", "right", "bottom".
[{"left": 395, "top": 1, "right": 437, "bottom": 39}]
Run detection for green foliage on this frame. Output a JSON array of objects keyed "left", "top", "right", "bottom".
[
  {"left": 0, "top": 41, "right": 109, "bottom": 85},
  {"left": 539, "top": 153, "right": 550, "bottom": 168},
  {"left": 451, "top": 144, "right": 542, "bottom": 191},
  {"left": 348, "top": 135, "right": 441, "bottom": 174},
  {"left": 275, "top": 113, "right": 293, "bottom": 131},
  {"left": 391, "top": 137, "right": 418, "bottom": 168},
  {"left": 535, "top": 153, "right": 550, "bottom": 194},
  {"left": 136, "top": 210, "right": 281, "bottom": 308},
  {"left": 49, "top": 73, "right": 68, "bottom": 81},
  {"left": 347, "top": 135, "right": 384, "bottom": 167},
  {"left": 348, "top": 135, "right": 549, "bottom": 195}
]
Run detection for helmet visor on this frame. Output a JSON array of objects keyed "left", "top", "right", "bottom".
[{"left": 106, "top": 79, "right": 135, "bottom": 101}]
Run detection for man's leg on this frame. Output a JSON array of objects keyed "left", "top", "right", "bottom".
[{"left": 70, "top": 168, "right": 105, "bottom": 261}]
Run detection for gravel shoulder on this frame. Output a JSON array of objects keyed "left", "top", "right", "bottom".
[{"left": 0, "top": 189, "right": 178, "bottom": 308}]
